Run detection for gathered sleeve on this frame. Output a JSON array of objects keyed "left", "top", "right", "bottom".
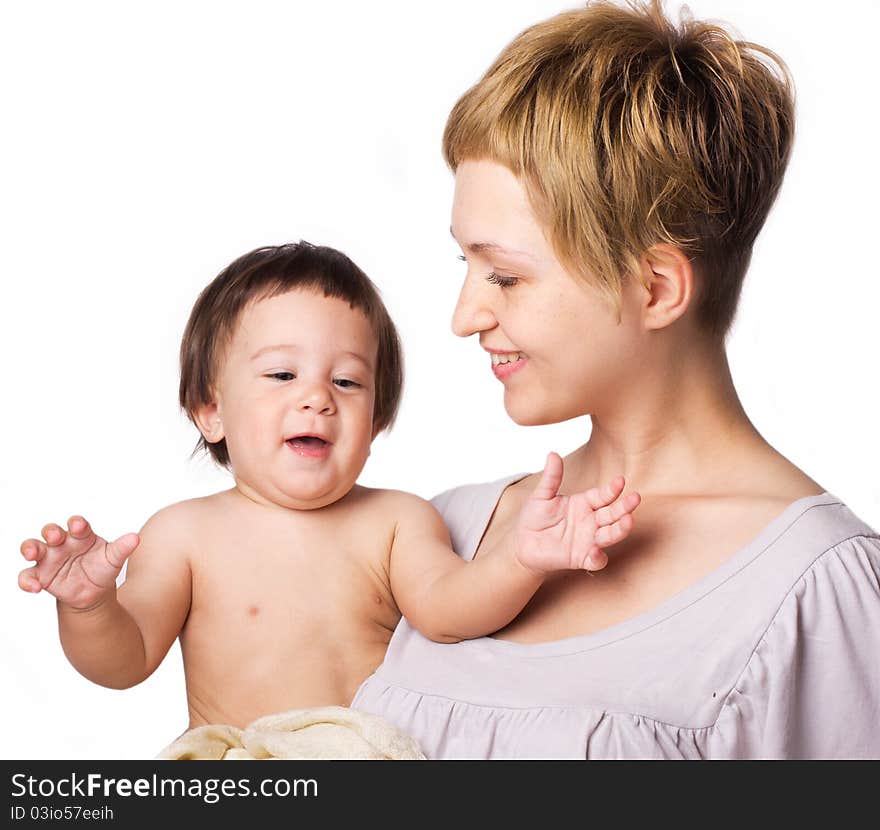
[{"left": 719, "top": 535, "right": 880, "bottom": 759}]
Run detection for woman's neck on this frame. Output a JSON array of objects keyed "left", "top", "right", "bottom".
[{"left": 565, "top": 341, "right": 792, "bottom": 498}]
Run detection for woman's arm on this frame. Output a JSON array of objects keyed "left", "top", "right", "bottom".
[{"left": 743, "top": 536, "right": 880, "bottom": 759}]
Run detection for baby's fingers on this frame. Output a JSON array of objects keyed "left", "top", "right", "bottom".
[
  {"left": 20, "top": 538, "right": 47, "bottom": 563},
  {"left": 581, "top": 545, "right": 609, "bottom": 572},
  {"left": 66, "top": 516, "right": 94, "bottom": 541},
  {"left": 40, "top": 523, "right": 66, "bottom": 546},
  {"left": 104, "top": 533, "right": 140, "bottom": 570},
  {"left": 584, "top": 476, "right": 626, "bottom": 510},
  {"left": 531, "top": 452, "right": 564, "bottom": 501},
  {"left": 594, "top": 491, "right": 641, "bottom": 527},
  {"left": 594, "top": 512, "right": 634, "bottom": 547},
  {"left": 18, "top": 564, "right": 42, "bottom": 593}
]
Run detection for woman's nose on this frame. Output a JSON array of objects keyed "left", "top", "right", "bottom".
[
  {"left": 451, "top": 274, "right": 497, "bottom": 338},
  {"left": 297, "top": 383, "right": 336, "bottom": 416}
]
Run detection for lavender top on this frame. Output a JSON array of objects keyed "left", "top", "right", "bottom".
[{"left": 352, "top": 474, "right": 880, "bottom": 759}]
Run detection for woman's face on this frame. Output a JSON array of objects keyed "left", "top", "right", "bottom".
[{"left": 450, "top": 159, "right": 647, "bottom": 426}]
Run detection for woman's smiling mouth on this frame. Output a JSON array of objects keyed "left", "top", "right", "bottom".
[{"left": 487, "top": 350, "right": 528, "bottom": 380}]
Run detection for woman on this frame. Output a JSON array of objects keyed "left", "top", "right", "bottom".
[{"left": 352, "top": 0, "right": 880, "bottom": 758}]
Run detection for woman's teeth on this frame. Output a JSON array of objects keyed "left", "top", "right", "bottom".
[{"left": 491, "top": 352, "right": 525, "bottom": 365}]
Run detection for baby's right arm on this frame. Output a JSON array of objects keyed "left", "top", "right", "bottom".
[
  {"left": 388, "top": 454, "right": 639, "bottom": 643},
  {"left": 18, "top": 505, "right": 193, "bottom": 689}
]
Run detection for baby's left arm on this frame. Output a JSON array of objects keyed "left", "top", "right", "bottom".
[{"left": 389, "top": 453, "right": 640, "bottom": 643}]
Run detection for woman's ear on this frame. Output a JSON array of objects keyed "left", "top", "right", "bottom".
[
  {"left": 638, "top": 244, "right": 695, "bottom": 331},
  {"left": 193, "top": 399, "right": 225, "bottom": 444}
]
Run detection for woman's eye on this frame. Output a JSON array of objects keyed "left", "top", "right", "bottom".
[
  {"left": 267, "top": 371, "right": 295, "bottom": 381},
  {"left": 459, "top": 255, "right": 518, "bottom": 288},
  {"left": 486, "top": 272, "right": 518, "bottom": 288},
  {"left": 334, "top": 379, "right": 361, "bottom": 389}
]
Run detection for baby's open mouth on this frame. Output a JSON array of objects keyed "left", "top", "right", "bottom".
[{"left": 287, "top": 435, "right": 329, "bottom": 449}]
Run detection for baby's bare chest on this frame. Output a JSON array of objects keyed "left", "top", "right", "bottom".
[
  {"left": 186, "top": 519, "right": 399, "bottom": 643},
  {"left": 173, "top": 497, "right": 404, "bottom": 720}
]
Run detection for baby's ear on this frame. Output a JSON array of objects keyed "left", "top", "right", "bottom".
[{"left": 193, "top": 400, "right": 225, "bottom": 444}]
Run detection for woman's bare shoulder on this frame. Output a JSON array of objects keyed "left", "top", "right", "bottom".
[{"left": 733, "top": 446, "right": 825, "bottom": 505}]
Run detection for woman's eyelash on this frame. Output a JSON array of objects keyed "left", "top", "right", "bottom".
[
  {"left": 486, "top": 273, "right": 518, "bottom": 288},
  {"left": 457, "top": 255, "right": 518, "bottom": 288}
]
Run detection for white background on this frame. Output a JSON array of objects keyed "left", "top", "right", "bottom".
[{"left": 2, "top": 0, "right": 878, "bottom": 759}]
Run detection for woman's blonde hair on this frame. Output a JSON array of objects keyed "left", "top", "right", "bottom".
[{"left": 443, "top": 0, "right": 794, "bottom": 336}]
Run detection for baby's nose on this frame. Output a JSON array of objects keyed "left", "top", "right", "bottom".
[{"left": 297, "top": 385, "right": 335, "bottom": 415}]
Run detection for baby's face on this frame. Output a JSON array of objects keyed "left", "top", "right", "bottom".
[{"left": 207, "top": 288, "right": 378, "bottom": 510}]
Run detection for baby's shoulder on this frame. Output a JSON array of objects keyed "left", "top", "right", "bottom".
[
  {"left": 137, "top": 491, "right": 231, "bottom": 543},
  {"left": 345, "top": 486, "right": 446, "bottom": 536},
  {"left": 346, "top": 485, "right": 438, "bottom": 520}
]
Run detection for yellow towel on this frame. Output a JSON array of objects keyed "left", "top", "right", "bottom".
[{"left": 157, "top": 706, "right": 425, "bottom": 760}]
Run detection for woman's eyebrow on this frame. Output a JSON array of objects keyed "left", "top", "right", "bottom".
[{"left": 449, "top": 226, "right": 536, "bottom": 261}]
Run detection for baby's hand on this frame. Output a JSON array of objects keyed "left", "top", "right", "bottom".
[
  {"left": 18, "top": 516, "right": 139, "bottom": 610},
  {"left": 516, "top": 453, "right": 640, "bottom": 575}
]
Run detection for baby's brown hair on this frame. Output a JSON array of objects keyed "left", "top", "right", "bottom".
[
  {"left": 179, "top": 242, "right": 404, "bottom": 467},
  {"left": 443, "top": 0, "right": 795, "bottom": 336}
]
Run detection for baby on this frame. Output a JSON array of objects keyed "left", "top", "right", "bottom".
[{"left": 17, "top": 242, "right": 639, "bottom": 748}]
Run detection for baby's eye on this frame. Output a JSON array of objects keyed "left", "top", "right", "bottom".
[
  {"left": 486, "top": 272, "right": 518, "bottom": 288},
  {"left": 333, "top": 379, "right": 361, "bottom": 389},
  {"left": 267, "top": 371, "right": 296, "bottom": 382}
]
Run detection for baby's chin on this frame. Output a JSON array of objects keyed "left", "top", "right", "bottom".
[
  {"left": 235, "top": 476, "right": 358, "bottom": 512},
  {"left": 275, "top": 490, "right": 351, "bottom": 511},
  {"left": 277, "top": 478, "right": 360, "bottom": 510}
]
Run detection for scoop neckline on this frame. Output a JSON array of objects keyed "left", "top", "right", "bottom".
[{"left": 469, "top": 474, "right": 841, "bottom": 657}]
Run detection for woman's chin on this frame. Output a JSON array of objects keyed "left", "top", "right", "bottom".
[
  {"left": 504, "top": 395, "right": 556, "bottom": 427},
  {"left": 503, "top": 393, "right": 581, "bottom": 427}
]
